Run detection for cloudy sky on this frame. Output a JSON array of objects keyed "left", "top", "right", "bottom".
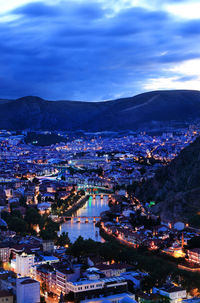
[{"left": 1, "top": 0, "right": 200, "bottom": 101}]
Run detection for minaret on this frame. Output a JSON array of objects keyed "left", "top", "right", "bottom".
[{"left": 181, "top": 232, "right": 185, "bottom": 249}]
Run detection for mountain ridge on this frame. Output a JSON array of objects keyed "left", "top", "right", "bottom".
[{"left": 1, "top": 89, "right": 200, "bottom": 131}]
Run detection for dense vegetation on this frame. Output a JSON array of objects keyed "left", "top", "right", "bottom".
[
  {"left": 51, "top": 189, "right": 86, "bottom": 216},
  {"left": 25, "top": 132, "right": 68, "bottom": 146},
  {"left": 1, "top": 207, "right": 61, "bottom": 241},
  {"left": 134, "top": 137, "right": 200, "bottom": 223}
]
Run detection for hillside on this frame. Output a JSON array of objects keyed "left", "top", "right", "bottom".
[
  {"left": 1, "top": 90, "right": 200, "bottom": 131},
  {"left": 135, "top": 137, "right": 200, "bottom": 223}
]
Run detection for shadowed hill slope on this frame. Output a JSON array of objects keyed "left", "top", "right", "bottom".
[
  {"left": 1, "top": 90, "right": 200, "bottom": 130},
  {"left": 135, "top": 136, "right": 200, "bottom": 222}
]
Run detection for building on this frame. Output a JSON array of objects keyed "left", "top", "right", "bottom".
[
  {"left": 0, "top": 244, "right": 10, "bottom": 262},
  {"left": 16, "top": 277, "right": 40, "bottom": 303},
  {"left": 0, "top": 290, "right": 13, "bottom": 303},
  {"left": 56, "top": 265, "right": 81, "bottom": 295},
  {"left": 66, "top": 276, "right": 128, "bottom": 302},
  {"left": 80, "top": 292, "right": 136, "bottom": 303},
  {"left": 0, "top": 270, "right": 17, "bottom": 295},
  {"left": 16, "top": 253, "right": 35, "bottom": 277},
  {"left": 137, "top": 291, "right": 162, "bottom": 303},
  {"left": 42, "top": 240, "right": 54, "bottom": 253},
  {"left": 187, "top": 248, "right": 200, "bottom": 264},
  {"left": 95, "top": 264, "right": 127, "bottom": 278},
  {"left": 34, "top": 264, "right": 56, "bottom": 293},
  {"left": 152, "top": 285, "right": 186, "bottom": 303}
]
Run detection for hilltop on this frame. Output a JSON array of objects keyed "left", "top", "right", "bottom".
[{"left": 1, "top": 90, "right": 200, "bottom": 131}]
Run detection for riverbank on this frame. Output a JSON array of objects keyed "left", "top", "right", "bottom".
[
  {"left": 63, "top": 195, "right": 89, "bottom": 217},
  {"left": 60, "top": 196, "right": 109, "bottom": 243},
  {"left": 99, "top": 225, "right": 200, "bottom": 293},
  {"left": 53, "top": 195, "right": 90, "bottom": 223}
]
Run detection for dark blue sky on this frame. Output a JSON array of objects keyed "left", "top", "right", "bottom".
[{"left": 1, "top": 0, "right": 200, "bottom": 101}]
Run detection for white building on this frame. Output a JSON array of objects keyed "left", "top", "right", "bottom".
[
  {"left": 65, "top": 276, "right": 128, "bottom": 302},
  {"left": 152, "top": 285, "right": 187, "bottom": 303},
  {"left": 16, "top": 253, "right": 35, "bottom": 277},
  {"left": 16, "top": 277, "right": 40, "bottom": 303},
  {"left": 80, "top": 292, "right": 136, "bottom": 303}
]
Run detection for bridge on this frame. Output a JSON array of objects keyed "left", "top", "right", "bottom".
[
  {"left": 78, "top": 185, "right": 112, "bottom": 194},
  {"left": 62, "top": 216, "right": 101, "bottom": 223},
  {"left": 88, "top": 193, "right": 111, "bottom": 198}
]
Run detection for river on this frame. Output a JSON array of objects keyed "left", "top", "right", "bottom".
[{"left": 59, "top": 195, "right": 109, "bottom": 243}]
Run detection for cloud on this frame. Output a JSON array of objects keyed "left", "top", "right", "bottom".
[
  {"left": 12, "top": 1, "right": 61, "bottom": 17},
  {"left": 12, "top": 1, "right": 108, "bottom": 20},
  {"left": 0, "top": 0, "right": 199, "bottom": 100},
  {"left": 144, "top": 59, "right": 200, "bottom": 91},
  {"left": 175, "top": 75, "right": 198, "bottom": 81},
  {"left": 165, "top": 1, "right": 200, "bottom": 19},
  {"left": 179, "top": 19, "right": 200, "bottom": 35}
]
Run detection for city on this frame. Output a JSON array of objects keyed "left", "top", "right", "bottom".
[
  {"left": 0, "top": 126, "right": 200, "bottom": 302},
  {"left": 1, "top": 0, "right": 200, "bottom": 302}
]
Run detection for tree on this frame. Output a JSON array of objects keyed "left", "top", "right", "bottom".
[
  {"left": 8, "top": 217, "right": 27, "bottom": 234},
  {"left": 11, "top": 209, "right": 22, "bottom": 218},
  {"left": 97, "top": 167, "right": 104, "bottom": 177},
  {"left": 159, "top": 295, "right": 171, "bottom": 303},
  {"left": 40, "top": 296, "right": 46, "bottom": 303},
  {"left": 25, "top": 208, "right": 41, "bottom": 226},
  {"left": 39, "top": 216, "right": 59, "bottom": 241},
  {"left": 139, "top": 167, "right": 146, "bottom": 175},
  {"left": 68, "top": 236, "right": 100, "bottom": 258},
  {"left": 51, "top": 203, "right": 57, "bottom": 212},
  {"left": 32, "top": 177, "right": 40, "bottom": 185},
  {"left": 19, "top": 196, "right": 26, "bottom": 206},
  {"left": 56, "top": 232, "right": 71, "bottom": 247},
  {"left": 37, "top": 194, "right": 42, "bottom": 203},
  {"left": 141, "top": 276, "right": 156, "bottom": 292},
  {"left": 99, "top": 241, "right": 121, "bottom": 262}
]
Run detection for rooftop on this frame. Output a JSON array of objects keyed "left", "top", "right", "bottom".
[
  {"left": 70, "top": 276, "right": 127, "bottom": 286},
  {"left": 20, "top": 278, "right": 38, "bottom": 285},
  {"left": 0, "top": 290, "right": 13, "bottom": 298}
]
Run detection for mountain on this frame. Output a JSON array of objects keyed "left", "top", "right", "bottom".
[
  {"left": 135, "top": 137, "right": 200, "bottom": 224},
  {"left": 1, "top": 90, "right": 200, "bottom": 131}
]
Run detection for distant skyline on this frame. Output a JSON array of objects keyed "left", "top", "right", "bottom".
[{"left": 1, "top": 0, "right": 200, "bottom": 101}]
